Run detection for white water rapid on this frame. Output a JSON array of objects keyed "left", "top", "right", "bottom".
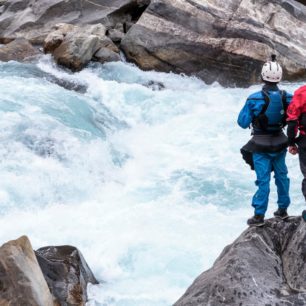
[{"left": 0, "top": 56, "right": 304, "bottom": 305}]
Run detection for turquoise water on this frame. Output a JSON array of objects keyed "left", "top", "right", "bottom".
[{"left": 0, "top": 56, "right": 304, "bottom": 305}]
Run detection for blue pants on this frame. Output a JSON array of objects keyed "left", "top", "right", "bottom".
[{"left": 252, "top": 150, "right": 290, "bottom": 216}]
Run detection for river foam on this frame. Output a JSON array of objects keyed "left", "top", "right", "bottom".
[{"left": 0, "top": 56, "right": 304, "bottom": 305}]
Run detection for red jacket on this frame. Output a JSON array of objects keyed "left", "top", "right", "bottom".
[{"left": 287, "top": 85, "right": 306, "bottom": 137}]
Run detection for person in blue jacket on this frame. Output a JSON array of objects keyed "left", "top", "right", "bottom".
[{"left": 238, "top": 55, "right": 292, "bottom": 227}]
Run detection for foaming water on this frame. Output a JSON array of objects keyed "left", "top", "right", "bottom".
[{"left": 0, "top": 56, "right": 304, "bottom": 305}]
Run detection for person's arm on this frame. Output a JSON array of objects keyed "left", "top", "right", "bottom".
[
  {"left": 285, "top": 92, "right": 293, "bottom": 106},
  {"left": 238, "top": 100, "right": 253, "bottom": 129},
  {"left": 287, "top": 92, "right": 301, "bottom": 150},
  {"left": 287, "top": 121, "right": 298, "bottom": 146}
]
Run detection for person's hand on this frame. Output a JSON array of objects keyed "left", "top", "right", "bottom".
[{"left": 289, "top": 145, "right": 298, "bottom": 155}]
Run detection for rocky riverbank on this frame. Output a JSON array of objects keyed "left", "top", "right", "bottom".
[
  {"left": 0, "top": 0, "right": 305, "bottom": 86},
  {"left": 174, "top": 217, "right": 306, "bottom": 306},
  {"left": 3, "top": 218, "right": 305, "bottom": 306},
  {"left": 0, "top": 236, "right": 98, "bottom": 306}
]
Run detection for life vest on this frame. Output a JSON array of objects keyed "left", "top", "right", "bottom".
[{"left": 252, "top": 90, "right": 288, "bottom": 134}]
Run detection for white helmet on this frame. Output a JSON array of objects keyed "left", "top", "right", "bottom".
[{"left": 261, "top": 54, "right": 282, "bottom": 83}]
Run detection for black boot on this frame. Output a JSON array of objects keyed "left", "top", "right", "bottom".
[
  {"left": 274, "top": 208, "right": 289, "bottom": 220},
  {"left": 302, "top": 210, "right": 306, "bottom": 222},
  {"left": 247, "top": 215, "right": 265, "bottom": 227}
]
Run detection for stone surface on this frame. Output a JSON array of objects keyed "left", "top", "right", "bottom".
[
  {"left": 50, "top": 24, "right": 105, "bottom": 71},
  {"left": 0, "top": 0, "right": 146, "bottom": 44},
  {"left": 174, "top": 217, "right": 306, "bottom": 306},
  {"left": 108, "top": 28, "right": 125, "bottom": 43},
  {"left": 94, "top": 47, "right": 121, "bottom": 63},
  {"left": 36, "top": 245, "right": 98, "bottom": 306},
  {"left": 0, "top": 236, "right": 54, "bottom": 306},
  {"left": 0, "top": 38, "right": 39, "bottom": 61},
  {"left": 121, "top": 0, "right": 306, "bottom": 86},
  {"left": 44, "top": 23, "right": 76, "bottom": 54},
  {"left": 45, "top": 23, "right": 120, "bottom": 70}
]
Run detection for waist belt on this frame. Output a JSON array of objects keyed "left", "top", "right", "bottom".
[
  {"left": 243, "top": 132, "right": 288, "bottom": 154},
  {"left": 252, "top": 130, "right": 282, "bottom": 136}
]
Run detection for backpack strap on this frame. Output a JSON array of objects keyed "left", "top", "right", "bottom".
[
  {"left": 280, "top": 90, "right": 287, "bottom": 111},
  {"left": 280, "top": 90, "right": 288, "bottom": 127},
  {"left": 260, "top": 90, "right": 270, "bottom": 114},
  {"left": 252, "top": 91, "right": 270, "bottom": 131}
]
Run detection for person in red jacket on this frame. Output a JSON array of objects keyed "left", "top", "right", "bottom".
[{"left": 287, "top": 85, "right": 306, "bottom": 221}]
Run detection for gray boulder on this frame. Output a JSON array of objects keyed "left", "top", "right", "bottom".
[
  {"left": 43, "top": 23, "right": 76, "bottom": 54},
  {"left": 45, "top": 23, "right": 120, "bottom": 71},
  {"left": 36, "top": 245, "right": 98, "bottom": 306},
  {"left": 93, "top": 47, "right": 121, "bottom": 64},
  {"left": 0, "top": 236, "right": 55, "bottom": 306},
  {"left": 0, "top": 38, "right": 39, "bottom": 61},
  {"left": 174, "top": 217, "right": 306, "bottom": 306},
  {"left": 121, "top": 0, "right": 306, "bottom": 87}
]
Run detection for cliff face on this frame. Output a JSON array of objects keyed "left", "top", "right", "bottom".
[
  {"left": 0, "top": 0, "right": 137, "bottom": 44},
  {"left": 174, "top": 217, "right": 306, "bottom": 306},
  {"left": 121, "top": 0, "right": 306, "bottom": 86}
]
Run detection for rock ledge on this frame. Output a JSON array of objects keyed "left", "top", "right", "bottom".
[{"left": 175, "top": 217, "right": 306, "bottom": 306}]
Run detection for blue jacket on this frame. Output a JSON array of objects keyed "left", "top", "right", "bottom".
[{"left": 238, "top": 84, "right": 292, "bottom": 130}]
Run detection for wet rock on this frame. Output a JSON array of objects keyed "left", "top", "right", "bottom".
[
  {"left": 46, "top": 75, "right": 88, "bottom": 94},
  {"left": 0, "top": 236, "right": 54, "bottom": 306},
  {"left": 121, "top": 0, "right": 306, "bottom": 87},
  {"left": 144, "top": 80, "right": 165, "bottom": 91},
  {"left": 174, "top": 217, "right": 306, "bottom": 306},
  {"left": 0, "top": 38, "right": 39, "bottom": 62},
  {"left": 54, "top": 79, "right": 87, "bottom": 94},
  {"left": 36, "top": 245, "right": 98, "bottom": 306}
]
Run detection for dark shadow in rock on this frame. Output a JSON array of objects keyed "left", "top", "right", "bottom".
[
  {"left": 295, "top": 0, "right": 306, "bottom": 5},
  {"left": 107, "top": 0, "right": 150, "bottom": 30}
]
